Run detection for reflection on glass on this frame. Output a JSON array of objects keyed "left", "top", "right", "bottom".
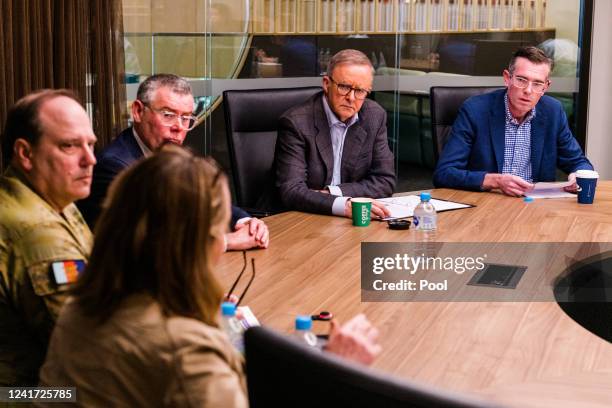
[
  {"left": 527, "top": 0, "right": 536, "bottom": 28},
  {"left": 320, "top": 0, "right": 337, "bottom": 32},
  {"left": 254, "top": 0, "right": 275, "bottom": 32},
  {"left": 490, "top": 0, "right": 502, "bottom": 29},
  {"left": 298, "top": 0, "right": 316, "bottom": 32},
  {"left": 447, "top": 0, "right": 460, "bottom": 31},
  {"left": 430, "top": 0, "right": 442, "bottom": 32},
  {"left": 338, "top": 0, "right": 356, "bottom": 32},
  {"left": 210, "top": 1, "right": 247, "bottom": 33},
  {"left": 539, "top": 0, "right": 546, "bottom": 28},
  {"left": 476, "top": 0, "right": 488, "bottom": 30},
  {"left": 358, "top": 0, "right": 371, "bottom": 31},
  {"left": 279, "top": 0, "right": 297, "bottom": 32},
  {"left": 124, "top": 35, "right": 151, "bottom": 78},
  {"left": 461, "top": 0, "right": 473, "bottom": 31},
  {"left": 153, "top": 36, "right": 204, "bottom": 78},
  {"left": 414, "top": 0, "right": 427, "bottom": 32},
  {"left": 399, "top": 0, "right": 412, "bottom": 32},
  {"left": 514, "top": 0, "right": 525, "bottom": 29},
  {"left": 378, "top": 0, "right": 394, "bottom": 32},
  {"left": 502, "top": 0, "right": 513, "bottom": 29}
]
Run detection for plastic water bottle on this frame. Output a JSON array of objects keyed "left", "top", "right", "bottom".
[
  {"left": 294, "top": 315, "right": 318, "bottom": 348},
  {"left": 413, "top": 192, "right": 437, "bottom": 231},
  {"left": 413, "top": 192, "right": 437, "bottom": 257},
  {"left": 221, "top": 302, "right": 244, "bottom": 353}
]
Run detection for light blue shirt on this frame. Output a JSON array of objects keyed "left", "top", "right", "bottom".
[{"left": 321, "top": 96, "right": 359, "bottom": 216}]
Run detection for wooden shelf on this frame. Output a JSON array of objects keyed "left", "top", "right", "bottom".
[{"left": 248, "top": 0, "right": 548, "bottom": 35}]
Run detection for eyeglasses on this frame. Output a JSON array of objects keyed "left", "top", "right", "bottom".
[
  {"left": 510, "top": 75, "right": 549, "bottom": 94},
  {"left": 144, "top": 105, "right": 198, "bottom": 131},
  {"left": 328, "top": 77, "right": 370, "bottom": 100},
  {"left": 226, "top": 251, "right": 256, "bottom": 307}
]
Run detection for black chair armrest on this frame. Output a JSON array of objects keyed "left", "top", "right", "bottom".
[{"left": 241, "top": 208, "right": 283, "bottom": 219}]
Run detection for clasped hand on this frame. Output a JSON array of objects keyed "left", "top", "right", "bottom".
[{"left": 226, "top": 218, "right": 269, "bottom": 250}]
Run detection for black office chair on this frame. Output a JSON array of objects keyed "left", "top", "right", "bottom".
[
  {"left": 430, "top": 86, "right": 502, "bottom": 163},
  {"left": 244, "top": 326, "right": 503, "bottom": 408},
  {"left": 223, "top": 86, "right": 321, "bottom": 216}
]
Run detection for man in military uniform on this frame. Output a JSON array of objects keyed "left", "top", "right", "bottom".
[{"left": 0, "top": 90, "right": 96, "bottom": 386}]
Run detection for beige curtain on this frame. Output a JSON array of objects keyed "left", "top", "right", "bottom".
[{"left": 0, "top": 0, "right": 127, "bottom": 169}]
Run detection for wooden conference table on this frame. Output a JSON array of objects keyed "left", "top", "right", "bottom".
[{"left": 217, "top": 182, "right": 612, "bottom": 408}]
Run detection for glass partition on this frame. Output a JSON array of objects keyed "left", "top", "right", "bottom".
[{"left": 123, "top": 0, "right": 588, "bottom": 193}]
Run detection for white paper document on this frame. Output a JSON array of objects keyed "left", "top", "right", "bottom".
[
  {"left": 378, "top": 195, "right": 472, "bottom": 219},
  {"left": 237, "top": 306, "right": 260, "bottom": 330},
  {"left": 526, "top": 181, "right": 576, "bottom": 199}
]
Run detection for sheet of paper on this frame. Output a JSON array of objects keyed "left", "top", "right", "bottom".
[
  {"left": 532, "top": 180, "right": 573, "bottom": 190},
  {"left": 527, "top": 181, "right": 576, "bottom": 199},
  {"left": 526, "top": 190, "right": 576, "bottom": 199},
  {"left": 378, "top": 195, "right": 472, "bottom": 219},
  {"left": 237, "top": 306, "right": 260, "bottom": 330}
]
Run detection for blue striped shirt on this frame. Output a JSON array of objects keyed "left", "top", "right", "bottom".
[{"left": 502, "top": 93, "right": 534, "bottom": 182}]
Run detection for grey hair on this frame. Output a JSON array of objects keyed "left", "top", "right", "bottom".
[
  {"left": 508, "top": 46, "right": 554, "bottom": 76},
  {"left": 327, "top": 49, "right": 375, "bottom": 77},
  {"left": 136, "top": 74, "right": 192, "bottom": 105}
]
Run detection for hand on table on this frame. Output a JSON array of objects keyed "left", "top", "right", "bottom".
[
  {"left": 564, "top": 173, "right": 578, "bottom": 193},
  {"left": 483, "top": 173, "right": 534, "bottom": 197},
  {"left": 343, "top": 200, "right": 391, "bottom": 219},
  {"left": 324, "top": 314, "right": 381, "bottom": 366}
]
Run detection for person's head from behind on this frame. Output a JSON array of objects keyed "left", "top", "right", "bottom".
[
  {"left": 1, "top": 89, "right": 97, "bottom": 211},
  {"left": 322, "top": 49, "right": 374, "bottom": 123},
  {"left": 503, "top": 46, "right": 553, "bottom": 119},
  {"left": 75, "top": 145, "right": 230, "bottom": 326},
  {"left": 132, "top": 74, "right": 196, "bottom": 150}
]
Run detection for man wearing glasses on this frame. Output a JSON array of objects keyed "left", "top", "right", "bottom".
[
  {"left": 275, "top": 49, "right": 395, "bottom": 217},
  {"left": 79, "top": 74, "right": 269, "bottom": 250},
  {"left": 433, "top": 46, "right": 593, "bottom": 196}
]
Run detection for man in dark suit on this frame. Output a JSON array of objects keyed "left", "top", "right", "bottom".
[
  {"left": 275, "top": 49, "right": 395, "bottom": 217},
  {"left": 433, "top": 46, "right": 593, "bottom": 196},
  {"left": 78, "top": 74, "right": 268, "bottom": 250}
]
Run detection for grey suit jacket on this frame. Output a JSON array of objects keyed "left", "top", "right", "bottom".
[{"left": 275, "top": 92, "right": 395, "bottom": 215}]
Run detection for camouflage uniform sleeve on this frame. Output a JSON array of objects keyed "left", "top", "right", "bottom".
[
  {"left": 22, "top": 204, "right": 91, "bottom": 311},
  {"left": 0, "top": 180, "right": 92, "bottom": 385}
]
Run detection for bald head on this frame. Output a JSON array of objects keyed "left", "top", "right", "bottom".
[{"left": 37, "top": 96, "right": 93, "bottom": 145}]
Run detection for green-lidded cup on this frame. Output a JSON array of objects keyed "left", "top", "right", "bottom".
[{"left": 351, "top": 198, "right": 373, "bottom": 227}]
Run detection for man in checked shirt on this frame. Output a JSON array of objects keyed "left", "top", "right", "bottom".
[{"left": 433, "top": 46, "right": 593, "bottom": 197}]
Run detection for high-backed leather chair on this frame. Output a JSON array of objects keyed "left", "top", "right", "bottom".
[
  {"left": 430, "top": 86, "right": 502, "bottom": 163},
  {"left": 223, "top": 87, "right": 321, "bottom": 215},
  {"left": 244, "top": 326, "right": 503, "bottom": 408}
]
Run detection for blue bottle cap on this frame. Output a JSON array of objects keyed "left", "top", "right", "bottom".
[
  {"left": 295, "top": 315, "right": 312, "bottom": 330},
  {"left": 221, "top": 302, "right": 236, "bottom": 316},
  {"left": 420, "top": 192, "right": 431, "bottom": 201},
  {"left": 523, "top": 196, "right": 534, "bottom": 203}
]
